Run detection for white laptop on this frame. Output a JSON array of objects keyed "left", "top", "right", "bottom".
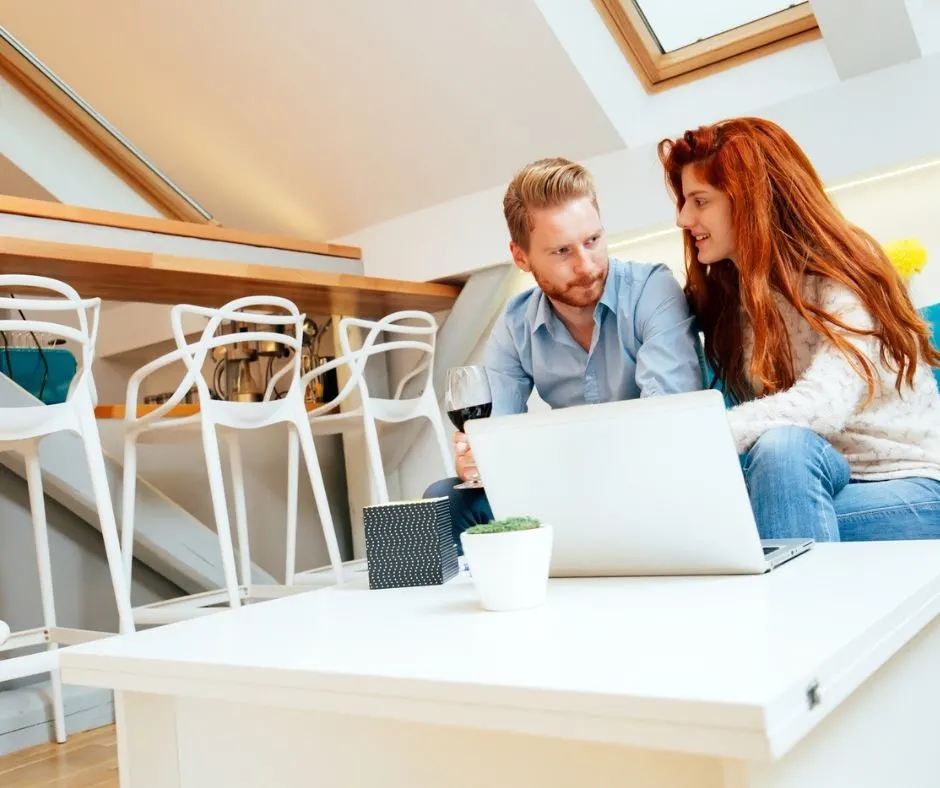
[{"left": 464, "top": 389, "right": 812, "bottom": 577}]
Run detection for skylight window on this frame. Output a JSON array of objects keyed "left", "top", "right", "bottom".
[
  {"left": 593, "top": 0, "right": 819, "bottom": 91},
  {"left": 634, "top": 1, "right": 808, "bottom": 54}
]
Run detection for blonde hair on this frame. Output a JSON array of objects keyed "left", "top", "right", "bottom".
[{"left": 502, "top": 157, "right": 599, "bottom": 250}]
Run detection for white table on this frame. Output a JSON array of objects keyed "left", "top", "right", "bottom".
[{"left": 62, "top": 542, "right": 940, "bottom": 787}]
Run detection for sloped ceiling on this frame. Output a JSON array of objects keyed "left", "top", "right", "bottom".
[{"left": 0, "top": 0, "right": 624, "bottom": 240}]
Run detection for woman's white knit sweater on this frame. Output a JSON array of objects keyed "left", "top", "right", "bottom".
[{"left": 727, "top": 276, "right": 940, "bottom": 482}]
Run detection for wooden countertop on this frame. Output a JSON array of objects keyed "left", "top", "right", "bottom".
[{"left": 0, "top": 236, "right": 461, "bottom": 318}]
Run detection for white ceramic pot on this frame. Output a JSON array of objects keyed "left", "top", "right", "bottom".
[{"left": 460, "top": 525, "right": 553, "bottom": 612}]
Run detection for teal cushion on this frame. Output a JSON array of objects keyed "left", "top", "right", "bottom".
[
  {"left": 921, "top": 303, "right": 940, "bottom": 389},
  {"left": 0, "top": 347, "right": 77, "bottom": 405}
]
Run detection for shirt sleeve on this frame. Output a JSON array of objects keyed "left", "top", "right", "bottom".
[
  {"left": 633, "top": 266, "right": 705, "bottom": 397},
  {"left": 727, "top": 282, "right": 875, "bottom": 453},
  {"left": 481, "top": 311, "right": 534, "bottom": 417}
]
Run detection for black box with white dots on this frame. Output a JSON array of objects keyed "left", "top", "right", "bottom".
[{"left": 364, "top": 497, "right": 459, "bottom": 590}]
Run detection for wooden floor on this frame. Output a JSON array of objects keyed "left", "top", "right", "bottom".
[{"left": 0, "top": 725, "right": 118, "bottom": 787}]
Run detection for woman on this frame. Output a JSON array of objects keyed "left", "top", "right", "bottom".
[{"left": 657, "top": 117, "right": 940, "bottom": 541}]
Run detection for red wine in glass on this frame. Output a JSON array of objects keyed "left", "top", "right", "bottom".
[
  {"left": 447, "top": 402, "right": 492, "bottom": 432},
  {"left": 444, "top": 365, "right": 492, "bottom": 489}
]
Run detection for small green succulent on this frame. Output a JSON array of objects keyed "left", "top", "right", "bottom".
[{"left": 464, "top": 517, "right": 541, "bottom": 535}]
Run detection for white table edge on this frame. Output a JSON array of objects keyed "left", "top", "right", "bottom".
[
  {"left": 764, "top": 575, "right": 940, "bottom": 757},
  {"left": 59, "top": 553, "right": 940, "bottom": 763},
  {"left": 62, "top": 658, "right": 777, "bottom": 760}
]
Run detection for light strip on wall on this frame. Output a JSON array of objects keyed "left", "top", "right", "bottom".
[
  {"left": 608, "top": 227, "right": 680, "bottom": 253},
  {"left": 825, "top": 158, "right": 940, "bottom": 194},
  {"left": 608, "top": 158, "right": 940, "bottom": 253}
]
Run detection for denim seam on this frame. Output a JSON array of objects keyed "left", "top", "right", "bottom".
[{"left": 837, "top": 500, "right": 940, "bottom": 523}]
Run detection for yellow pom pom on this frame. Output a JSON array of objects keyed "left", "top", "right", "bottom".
[{"left": 884, "top": 239, "right": 928, "bottom": 279}]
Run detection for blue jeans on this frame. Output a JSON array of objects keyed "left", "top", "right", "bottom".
[
  {"left": 743, "top": 426, "right": 940, "bottom": 541},
  {"left": 423, "top": 477, "right": 494, "bottom": 553}
]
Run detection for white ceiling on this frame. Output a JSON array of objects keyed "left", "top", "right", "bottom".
[{"left": 0, "top": 0, "right": 624, "bottom": 240}]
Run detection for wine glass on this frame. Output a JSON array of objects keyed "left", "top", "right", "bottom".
[{"left": 444, "top": 365, "right": 493, "bottom": 490}]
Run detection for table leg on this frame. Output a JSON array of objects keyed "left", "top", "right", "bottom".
[{"left": 115, "top": 692, "right": 182, "bottom": 788}]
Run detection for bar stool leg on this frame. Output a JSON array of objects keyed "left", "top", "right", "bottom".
[
  {"left": 120, "top": 435, "right": 139, "bottom": 593},
  {"left": 201, "top": 421, "right": 242, "bottom": 608},
  {"left": 285, "top": 425, "right": 299, "bottom": 585},
  {"left": 225, "top": 433, "right": 252, "bottom": 586},
  {"left": 79, "top": 405, "right": 135, "bottom": 635},
  {"left": 296, "top": 419, "right": 344, "bottom": 583},
  {"left": 24, "top": 446, "right": 65, "bottom": 743}
]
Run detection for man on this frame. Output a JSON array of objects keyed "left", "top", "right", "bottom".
[{"left": 425, "top": 156, "right": 704, "bottom": 543}]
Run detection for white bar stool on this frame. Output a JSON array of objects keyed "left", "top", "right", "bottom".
[
  {"left": 279, "top": 311, "right": 455, "bottom": 586},
  {"left": 0, "top": 275, "right": 134, "bottom": 744},
  {"left": 120, "top": 296, "right": 345, "bottom": 626}
]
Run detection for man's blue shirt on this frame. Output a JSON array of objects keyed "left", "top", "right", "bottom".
[{"left": 482, "top": 259, "right": 705, "bottom": 415}]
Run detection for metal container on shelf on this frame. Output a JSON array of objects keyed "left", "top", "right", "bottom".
[
  {"left": 300, "top": 317, "right": 334, "bottom": 404},
  {"left": 210, "top": 307, "right": 288, "bottom": 403}
]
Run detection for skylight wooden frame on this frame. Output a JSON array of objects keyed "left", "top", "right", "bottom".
[{"left": 593, "top": 1, "right": 820, "bottom": 92}]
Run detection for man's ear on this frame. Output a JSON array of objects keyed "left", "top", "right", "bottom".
[{"left": 509, "top": 242, "right": 531, "bottom": 273}]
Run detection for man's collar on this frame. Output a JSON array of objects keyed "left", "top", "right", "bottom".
[
  {"left": 597, "top": 262, "right": 617, "bottom": 314},
  {"left": 531, "top": 290, "right": 555, "bottom": 335}
]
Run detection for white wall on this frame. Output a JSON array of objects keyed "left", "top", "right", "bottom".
[{"left": 834, "top": 163, "right": 940, "bottom": 308}]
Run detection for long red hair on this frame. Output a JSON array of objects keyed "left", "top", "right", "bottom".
[{"left": 657, "top": 117, "right": 940, "bottom": 403}]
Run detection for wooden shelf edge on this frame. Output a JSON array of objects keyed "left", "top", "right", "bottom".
[
  {"left": 0, "top": 236, "right": 460, "bottom": 318},
  {"left": 0, "top": 194, "right": 362, "bottom": 260}
]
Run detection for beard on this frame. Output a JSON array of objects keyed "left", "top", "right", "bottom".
[{"left": 532, "top": 270, "right": 606, "bottom": 308}]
